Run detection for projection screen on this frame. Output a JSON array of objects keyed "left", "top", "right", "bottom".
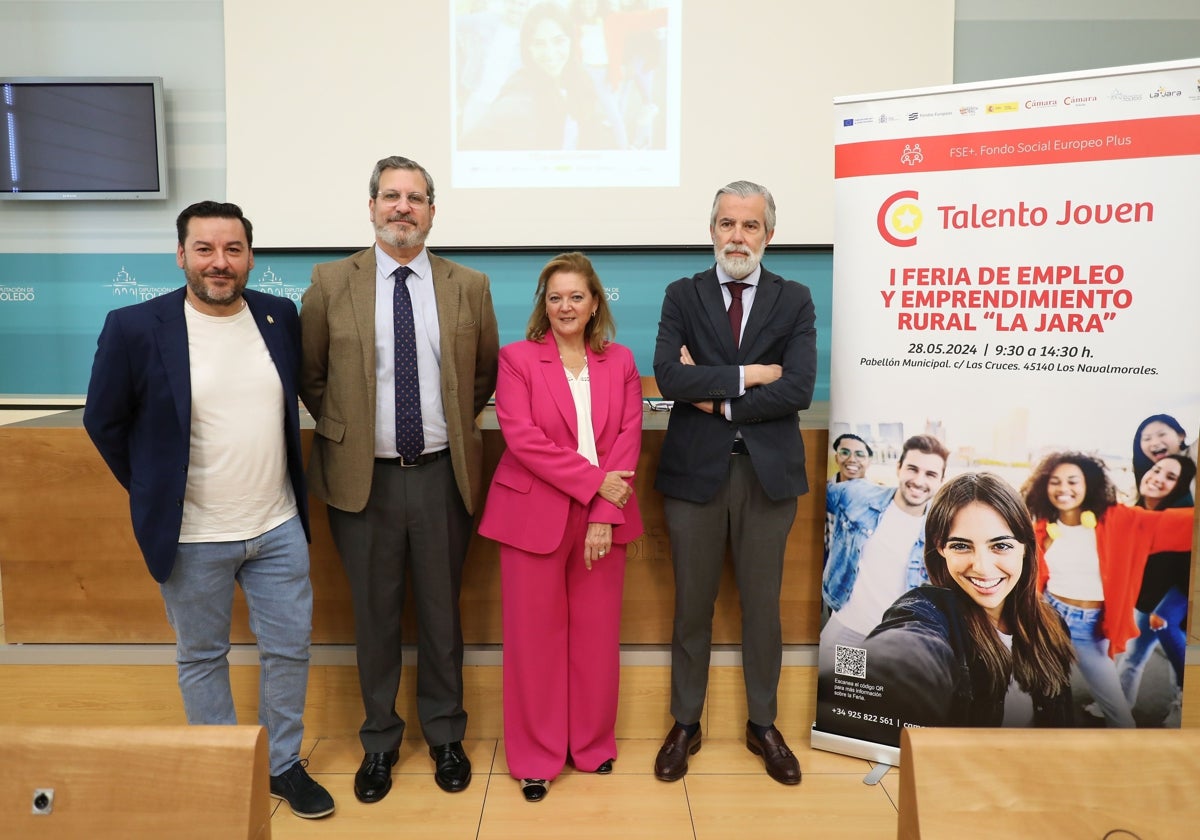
[{"left": 225, "top": 0, "right": 954, "bottom": 248}]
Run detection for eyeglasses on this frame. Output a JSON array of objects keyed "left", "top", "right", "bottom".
[
  {"left": 376, "top": 191, "right": 430, "bottom": 207},
  {"left": 644, "top": 399, "right": 673, "bottom": 412},
  {"left": 837, "top": 448, "right": 869, "bottom": 459}
]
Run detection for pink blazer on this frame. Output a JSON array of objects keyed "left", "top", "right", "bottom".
[{"left": 478, "top": 338, "right": 644, "bottom": 555}]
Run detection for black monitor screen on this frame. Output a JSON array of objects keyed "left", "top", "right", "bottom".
[{"left": 1, "top": 78, "right": 167, "bottom": 199}]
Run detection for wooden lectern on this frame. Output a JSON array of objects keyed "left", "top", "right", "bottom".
[
  {"left": 0, "top": 725, "right": 271, "bottom": 839},
  {"left": 898, "top": 727, "right": 1198, "bottom": 839}
]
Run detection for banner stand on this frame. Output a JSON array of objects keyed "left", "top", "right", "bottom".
[
  {"left": 809, "top": 727, "right": 899, "bottom": 769},
  {"left": 814, "top": 57, "right": 1200, "bottom": 763}
]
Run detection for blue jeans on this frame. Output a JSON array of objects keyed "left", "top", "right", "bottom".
[
  {"left": 1118, "top": 587, "right": 1188, "bottom": 705},
  {"left": 1045, "top": 593, "right": 1135, "bottom": 728},
  {"left": 161, "top": 515, "right": 313, "bottom": 775}
]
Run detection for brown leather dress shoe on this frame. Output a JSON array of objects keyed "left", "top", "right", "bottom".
[
  {"left": 654, "top": 723, "right": 701, "bottom": 782},
  {"left": 746, "top": 724, "right": 801, "bottom": 785}
]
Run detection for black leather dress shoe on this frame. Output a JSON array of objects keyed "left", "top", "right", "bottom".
[
  {"left": 746, "top": 723, "right": 802, "bottom": 785},
  {"left": 429, "top": 742, "right": 472, "bottom": 792},
  {"left": 654, "top": 723, "right": 701, "bottom": 781},
  {"left": 354, "top": 749, "right": 399, "bottom": 803},
  {"left": 595, "top": 758, "right": 614, "bottom": 775}
]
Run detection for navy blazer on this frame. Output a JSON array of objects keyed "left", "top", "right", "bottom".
[
  {"left": 84, "top": 287, "right": 310, "bottom": 583},
  {"left": 652, "top": 265, "right": 817, "bottom": 503}
]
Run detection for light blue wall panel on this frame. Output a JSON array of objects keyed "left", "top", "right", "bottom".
[{"left": 0, "top": 248, "right": 833, "bottom": 400}]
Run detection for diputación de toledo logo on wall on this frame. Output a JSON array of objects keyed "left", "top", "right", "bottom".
[
  {"left": 105, "top": 267, "right": 174, "bottom": 301},
  {"left": 253, "top": 266, "right": 306, "bottom": 302},
  {"left": 0, "top": 284, "right": 36, "bottom": 303}
]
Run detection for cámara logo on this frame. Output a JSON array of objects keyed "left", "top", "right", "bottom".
[{"left": 877, "top": 190, "right": 922, "bottom": 248}]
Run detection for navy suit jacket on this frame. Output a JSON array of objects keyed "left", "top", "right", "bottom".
[
  {"left": 84, "top": 287, "right": 310, "bottom": 583},
  {"left": 653, "top": 265, "right": 817, "bottom": 503}
]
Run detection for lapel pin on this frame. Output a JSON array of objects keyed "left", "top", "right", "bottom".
[{"left": 267, "top": 315, "right": 275, "bottom": 324}]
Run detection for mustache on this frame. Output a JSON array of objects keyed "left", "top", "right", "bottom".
[
  {"left": 204, "top": 271, "right": 235, "bottom": 279},
  {"left": 388, "top": 214, "right": 417, "bottom": 225}
]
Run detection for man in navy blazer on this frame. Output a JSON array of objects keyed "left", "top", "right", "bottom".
[
  {"left": 652, "top": 181, "right": 816, "bottom": 786},
  {"left": 83, "top": 201, "right": 334, "bottom": 819}
]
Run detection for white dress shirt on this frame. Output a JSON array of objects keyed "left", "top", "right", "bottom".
[{"left": 373, "top": 246, "right": 448, "bottom": 457}]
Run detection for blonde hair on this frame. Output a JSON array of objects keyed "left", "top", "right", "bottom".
[{"left": 525, "top": 251, "right": 615, "bottom": 353}]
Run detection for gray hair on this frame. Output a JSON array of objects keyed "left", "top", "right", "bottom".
[
  {"left": 369, "top": 156, "right": 436, "bottom": 204},
  {"left": 710, "top": 180, "right": 776, "bottom": 233}
]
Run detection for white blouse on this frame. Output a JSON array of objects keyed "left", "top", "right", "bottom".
[{"left": 564, "top": 362, "right": 599, "bottom": 467}]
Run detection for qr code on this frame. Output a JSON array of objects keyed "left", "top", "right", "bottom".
[{"left": 834, "top": 644, "right": 867, "bottom": 678}]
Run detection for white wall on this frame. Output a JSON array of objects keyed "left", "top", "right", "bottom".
[{"left": 0, "top": 0, "right": 225, "bottom": 253}]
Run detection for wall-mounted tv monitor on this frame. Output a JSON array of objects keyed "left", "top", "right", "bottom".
[{"left": 0, "top": 76, "right": 168, "bottom": 200}]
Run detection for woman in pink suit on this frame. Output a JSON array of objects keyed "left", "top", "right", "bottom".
[{"left": 478, "top": 251, "right": 643, "bottom": 802}]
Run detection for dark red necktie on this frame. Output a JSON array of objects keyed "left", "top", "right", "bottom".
[
  {"left": 393, "top": 265, "right": 424, "bottom": 461},
  {"left": 727, "top": 282, "right": 747, "bottom": 348}
]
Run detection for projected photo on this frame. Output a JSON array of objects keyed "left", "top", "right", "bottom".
[{"left": 452, "top": 0, "right": 680, "bottom": 188}]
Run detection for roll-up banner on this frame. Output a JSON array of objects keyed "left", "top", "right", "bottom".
[{"left": 815, "top": 59, "right": 1200, "bottom": 765}]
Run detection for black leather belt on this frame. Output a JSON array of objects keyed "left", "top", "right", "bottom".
[
  {"left": 731, "top": 438, "right": 749, "bottom": 455},
  {"left": 375, "top": 449, "right": 448, "bottom": 467}
]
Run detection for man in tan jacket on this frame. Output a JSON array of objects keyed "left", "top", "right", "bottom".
[{"left": 300, "top": 155, "right": 499, "bottom": 803}]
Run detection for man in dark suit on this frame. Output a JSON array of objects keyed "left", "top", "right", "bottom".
[
  {"left": 300, "top": 156, "right": 499, "bottom": 801},
  {"left": 84, "top": 201, "right": 334, "bottom": 819},
  {"left": 652, "top": 181, "right": 816, "bottom": 785}
]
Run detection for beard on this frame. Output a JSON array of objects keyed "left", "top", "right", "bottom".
[
  {"left": 375, "top": 213, "right": 431, "bottom": 250},
  {"left": 714, "top": 241, "right": 765, "bottom": 279},
  {"left": 184, "top": 265, "right": 246, "bottom": 309}
]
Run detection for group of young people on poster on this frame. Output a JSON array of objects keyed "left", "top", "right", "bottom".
[{"left": 820, "top": 413, "right": 1193, "bottom": 748}]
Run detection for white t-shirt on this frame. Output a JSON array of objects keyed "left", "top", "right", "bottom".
[
  {"left": 998, "top": 630, "right": 1035, "bottom": 727},
  {"left": 834, "top": 502, "right": 924, "bottom": 635},
  {"left": 1044, "top": 522, "right": 1104, "bottom": 601},
  {"left": 179, "top": 301, "right": 297, "bottom": 542}
]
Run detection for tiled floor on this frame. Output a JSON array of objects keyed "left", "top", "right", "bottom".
[{"left": 272, "top": 735, "right": 900, "bottom": 839}]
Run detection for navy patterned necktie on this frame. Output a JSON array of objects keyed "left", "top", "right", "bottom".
[
  {"left": 393, "top": 265, "right": 424, "bottom": 460},
  {"left": 727, "top": 282, "right": 747, "bottom": 348}
]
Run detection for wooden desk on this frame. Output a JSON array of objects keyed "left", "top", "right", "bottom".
[
  {"left": 0, "top": 725, "right": 270, "bottom": 840},
  {"left": 898, "top": 727, "right": 1200, "bottom": 839},
  {"left": 0, "top": 407, "right": 829, "bottom": 645}
]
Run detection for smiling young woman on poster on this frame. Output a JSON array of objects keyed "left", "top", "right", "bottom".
[
  {"left": 1131, "top": 414, "right": 1189, "bottom": 485},
  {"left": 854, "top": 472, "right": 1075, "bottom": 741},
  {"left": 1021, "top": 452, "right": 1195, "bottom": 728}
]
